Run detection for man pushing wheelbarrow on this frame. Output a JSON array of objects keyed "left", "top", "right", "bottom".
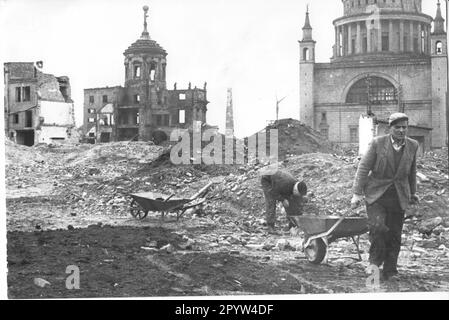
[{"left": 351, "top": 113, "right": 419, "bottom": 281}]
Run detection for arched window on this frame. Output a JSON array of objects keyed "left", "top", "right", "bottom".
[
  {"left": 303, "top": 48, "right": 310, "bottom": 61},
  {"left": 149, "top": 62, "right": 157, "bottom": 81},
  {"left": 346, "top": 76, "right": 397, "bottom": 104},
  {"left": 436, "top": 41, "right": 443, "bottom": 55}
]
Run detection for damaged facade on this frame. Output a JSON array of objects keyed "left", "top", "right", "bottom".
[
  {"left": 4, "top": 62, "right": 78, "bottom": 146},
  {"left": 299, "top": 0, "right": 447, "bottom": 153},
  {"left": 83, "top": 6, "right": 209, "bottom": 144}
]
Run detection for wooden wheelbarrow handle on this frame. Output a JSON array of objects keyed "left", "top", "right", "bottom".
[{"left": 189, "top": 182, "right": 214, "bottom": 201}]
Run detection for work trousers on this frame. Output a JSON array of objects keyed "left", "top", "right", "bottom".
[
  {"left": 366, "top": 187, "right": 405, "bottom": 276},
  {"left": 262, "top": 190, "right": 301, "bottom": 228}
]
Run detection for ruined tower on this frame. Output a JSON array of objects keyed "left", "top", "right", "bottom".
[
  {"left": 430, "top": 1, "right": 448, "bottom": 147},
  {"left": 299, "top": 7, "right": 315, "bottom": 128},
  {"left": 122, "top": 5, "right": 168, "bottom": 141}
]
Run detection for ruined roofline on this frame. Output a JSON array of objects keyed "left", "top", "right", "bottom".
[{"left": 84, "top": 86, "right": 123, "bottom": 91}]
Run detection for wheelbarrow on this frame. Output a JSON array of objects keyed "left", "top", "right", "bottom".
[
  {"left": 289, "top": 213, "right": 368, "bottom": 264},
  {"left": 129, "top": 182, "right": 214, "bottom": 221}
]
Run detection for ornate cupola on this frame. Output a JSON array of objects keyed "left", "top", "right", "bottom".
[{"left": 123, "top": 6, "right": 167, "bottom": 88}]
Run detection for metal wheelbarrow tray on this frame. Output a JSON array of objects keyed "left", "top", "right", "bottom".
[
  {"left": 290, "top": 214, "right": 368, "bottom": 265},
  {"left": 129, "top": 182, "right": 213, "bottom": 221}
]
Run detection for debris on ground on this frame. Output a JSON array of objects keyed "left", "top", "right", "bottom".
[{"left": 5, "top": 120, "right": 449, "bottom": 298}]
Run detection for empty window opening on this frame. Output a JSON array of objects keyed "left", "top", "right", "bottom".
[
  {"left": 421, "top": 31, "right": 425, "bottom": 52},
  {"left": 23, "top": 86, "right": 31, "bottom": 102},
  {"left": 25, "top": 110, "right": 33, "bottom": 127},
  {"left": 134, "top": 94, "right": 141, "bottom": 104},
  {"left": 362, "top": 36, "right": 367, "bottom": 53},
  {"left": 350, "top": 127, "right": 359, "bottom": 143},
  {"left": 303, "top": 48, "right": 310, "bottom": 61},
  {"left": 179, "top": 93, "right": 186, "bottom": 100},
  {"left": 321, "top": 112, "right": 327, "bottom": 123},
  {"left": 102, "top": 95, "right": 108, "bottom": 103},
  {"left": 88, "top": 108, "right": 95, "bottom": 114},
  {"left": 163, "top": 114, "right": 169, "bottom": 126},
  {"left": 12, "top": 113, "right": 19, "bottom": 124},
  {"left": 89, "top": 132, "right": 95, "bottom": 137},
  {"left": 156, "top": 115, "right": 162, "bottom": 126},
  {"left": 15, "top": 87, "right": 22, "bottom": 102},
  {"left": 89, "top": 95, "right": 94, "bottom": 104},
  {"left": 135, "top": 112, "right": 140, "bottom": 125},
  {"left": 134, "top": 65, "right": 141, "bottom": 78},
  {"left": 88, "top": 117, "right": 95, "bottom": 123},
  {"left": 179, "top": 110, "right": 185, "bottom": 124},
  {"left": 149, "top": 63, "right": 156, "bottom": 81},
  {"left": 436, "top": 41, "right": 443, "bottom": 54}
]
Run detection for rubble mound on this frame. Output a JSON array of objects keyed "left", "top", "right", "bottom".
[
  {"left": 212, "top": 153, "right": 357, "bottom": 218},
  {"left": 5, "top": 140, "right": 45, "bottom": 167},
  {"left": 66, "top": 141, "right": 164, "bottom": 167},
  {"left": 256, "top": 119, "right": 343, "bottom": 159}
]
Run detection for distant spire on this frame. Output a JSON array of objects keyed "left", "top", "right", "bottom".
[
  {"left": 302, "top": 5, "right": 313, "bottom": 41},
  {"left": 303, "top": 5, "right": 312, "bottom": 30},
  {"left": 433, "top": 0, "right": 446, "bottom": 35},
  {"left": 141, "top": 5, "right": 150, "bottom": 39}
]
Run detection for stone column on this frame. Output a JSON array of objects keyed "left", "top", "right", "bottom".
[
  {"left": 366, "top": 20, "right": 372, "bottom": 53},
  {"left": 342, "top": 25, "right": 347, "bottom": 56},
  {"left": 427, "top": 25, "right": 431, "bottom": 55},
  {"left": 337, "top": 26, "right": 341, "bottom": 56},
  {"left": 409, "top": 21, "right": 414, "bottom": 52},
  {"left": 417, "top": 23, "right": 422, "bottom": 53},
  {"left": 399, "top": 20, "right": 404, "bottom": 52},
  {"left": 389, "top": 20, "right": 394, "bottom": 52},
  {"left": 356, "top": 22, "right": 361, "bottom": 54},
  {"left": 377, "top": 20, "right": 382, "bottom": 51},
  {"left": 334, "top": 26, "right": 339, "bottom": 57},
  {"left": 348, "top": 23, "right": 352, "bottom": 55}
]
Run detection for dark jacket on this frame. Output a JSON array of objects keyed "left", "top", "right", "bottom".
[
  {"left": 261, "top": 170, "right": 297, "bottom": 201},
  {"left": 353, "top": 135, "right": 418, "bottom": 210}
]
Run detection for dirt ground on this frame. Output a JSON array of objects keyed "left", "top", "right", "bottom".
[{"left": 5, "top": 133, "right": 449, "bottom": 298}]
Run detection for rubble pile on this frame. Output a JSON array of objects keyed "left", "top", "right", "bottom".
[{"left": 251, "top": 119, "right": 343, "bottom": 160}]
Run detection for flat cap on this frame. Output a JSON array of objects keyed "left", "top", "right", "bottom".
[{"left": 388, "top": 112, "right": 409, "bottom": 126}]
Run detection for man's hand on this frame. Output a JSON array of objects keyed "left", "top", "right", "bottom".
[
  {"left": 351, "top": 194, "right": 364, "bottom": 209},
  {"left": 410, "top": 194, "right": 419, "bottom": 205}
]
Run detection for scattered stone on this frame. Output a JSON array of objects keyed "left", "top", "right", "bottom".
[
  {"left": 418, "top": 217, "right": 443, "bottom": 235},
  {"left": 160, "top": 244, "right": 175, "bottom": 253},
  {"left": 33, "top": 278, "right": 50, "bottom": 288}
]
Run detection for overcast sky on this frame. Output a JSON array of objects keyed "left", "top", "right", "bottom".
[{"left": 0, "top": 0, "right": 444, "bottom": 138}]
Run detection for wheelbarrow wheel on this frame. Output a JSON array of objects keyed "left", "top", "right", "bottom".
[
  {"left": 305, "top": 238, "right": 327, "bottom": 264},
  {"left": 130, "top": 200, "right": 148, "bottom": 220}
]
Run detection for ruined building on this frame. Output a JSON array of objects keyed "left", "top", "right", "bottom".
[
  {"left": 4, "top": 62, "right": 77, "bottom": 146},
  {"left": 299, "top": 0, "right": 447, "bottom": 153},
  {"left": 83, "top": 6, "right": 209, "bottom": 143}
]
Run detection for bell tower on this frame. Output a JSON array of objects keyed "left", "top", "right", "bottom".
[
  {"left": 299, "top": 6, "right": 316, "bottom": 128},
  {"left": 430, "top": 0, "right": 447, "bottom": 147}
]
